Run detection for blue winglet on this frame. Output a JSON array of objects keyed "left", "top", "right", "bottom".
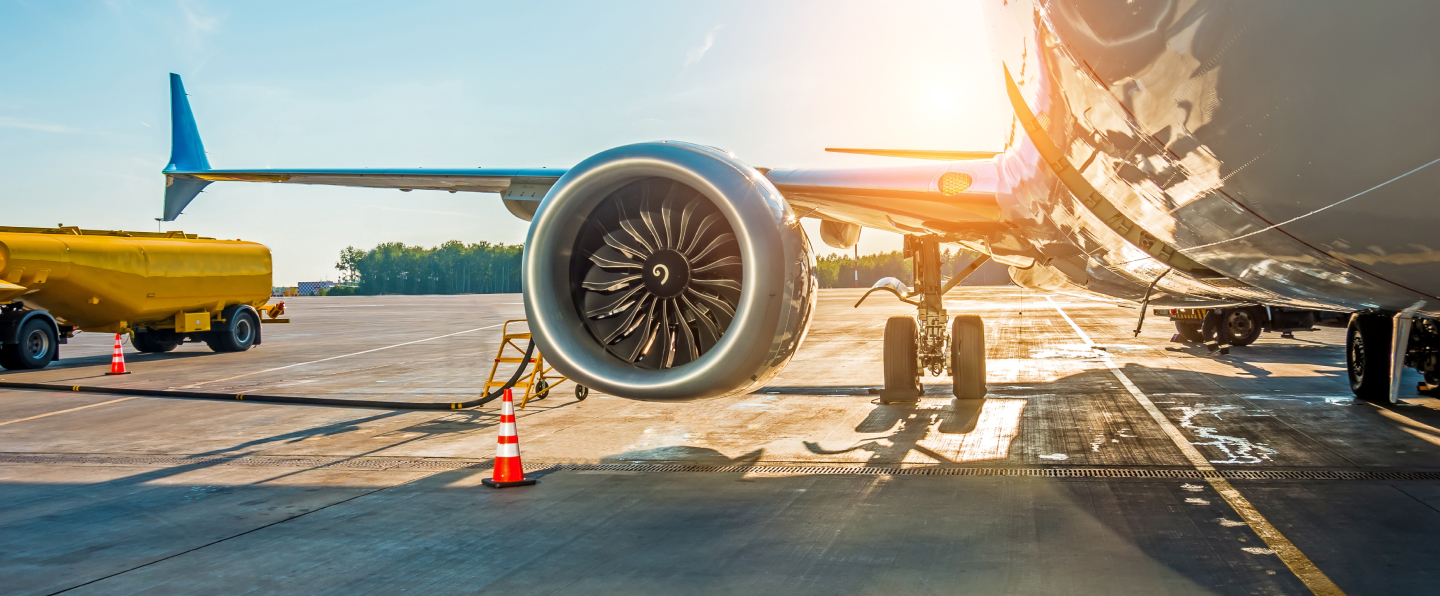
[{"left": 163, "top": 73, "right": 212, "bottom": 221}]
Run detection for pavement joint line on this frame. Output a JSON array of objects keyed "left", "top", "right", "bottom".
[
  {"left": 1045, "top": 295, "right": 1346, "bottom": 596},
  {"left": 5, "top": 453, "right": 1440, "bottom": 480},
  {"left": 0, "top": 397, "right": 138, "bottom": 427},
  {"left": 173, "top": 323, "right": 504, "bottom": 389}
]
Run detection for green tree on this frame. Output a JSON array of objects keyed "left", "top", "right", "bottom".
[{"left": 337, "top": 241, "right": 525, "bottom": 295}]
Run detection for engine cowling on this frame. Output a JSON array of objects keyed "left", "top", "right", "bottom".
[{"left": 522, "top": 142, "right": 816, "bottom": 400}]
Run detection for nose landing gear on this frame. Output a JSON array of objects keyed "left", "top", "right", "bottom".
[{"left": 861, "top": 235, "right": 989, "bottom": 403}]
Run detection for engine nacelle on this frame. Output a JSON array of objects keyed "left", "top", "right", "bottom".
[{"left": 522, "top": 142, "right": 816, "bottom": 400}]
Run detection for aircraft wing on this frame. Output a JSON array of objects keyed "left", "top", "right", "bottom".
[
  {"left": 165, "top": 73, "right": 1001, "bottom": 235},
  {"left": 165, "top": 167, "right": 565, "bottom": 221},
  {"left": 763, "top": 160, "right": 1003, "bottom": 239}
]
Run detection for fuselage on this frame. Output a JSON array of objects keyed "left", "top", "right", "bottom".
[{"left": 983, "top": 0, "right": 1440, "bottom": 317}]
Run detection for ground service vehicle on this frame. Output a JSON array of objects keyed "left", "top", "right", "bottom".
[{"left": 0, "top": 226, "right": 284, "bottom": 370}]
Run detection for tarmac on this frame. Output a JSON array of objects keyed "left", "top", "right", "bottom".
[{"left": 2, "top": 288, "right": 1438, "bottom": 595}]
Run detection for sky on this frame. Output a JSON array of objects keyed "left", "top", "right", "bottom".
[{"left": 0, "top": 0, "right": 1008, "bottom": 285}]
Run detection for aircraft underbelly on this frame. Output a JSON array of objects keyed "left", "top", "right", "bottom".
[{"left": 985, "top": 0, "right": 1440, "bottom": 316}]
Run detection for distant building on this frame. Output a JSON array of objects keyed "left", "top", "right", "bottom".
[
  {"left": 297, "top": 281, "right": 338, "bottom": 296},
  {"left": 272, "top": 286, "right": 299, "bottom": 297}
]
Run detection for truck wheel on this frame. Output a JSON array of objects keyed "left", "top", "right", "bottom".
[
  {"left": 1224, "top": 307, "right": 1264, "bottom": 346},
  {"left": 0, "top": 318, "right": 58, "bottom": 370},
  {"left": 950, "top": 315, "right": 987, "bottom": 400},
  {"left": 882, "top": 316, "right": 920, "bottom": 403},
  {"left": 1175, "top": 321, "right": 1204, "bottom": 343},
  {"left": 1347, "top": 314, "right": 1392, "bottom": 402},
  {"left": 208, "top": 309, "right": 258, "bottom": 353},
  {"left": 133, "top": 331, "right": 180, "bottom": 353}
]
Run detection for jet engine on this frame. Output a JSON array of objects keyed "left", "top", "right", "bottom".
[{"left": 522, "top": 142, "right": 816, "bottom": 400}]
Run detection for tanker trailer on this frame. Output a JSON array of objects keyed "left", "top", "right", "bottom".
[{"left": 0, "top": 225, "right": 286, "bottom": 370}]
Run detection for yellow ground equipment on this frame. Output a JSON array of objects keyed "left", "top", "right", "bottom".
[
  {"left": 0, "top": 225, "right": 286, "bottom": 370},
  {"left": 484, "top": 319, "right": 587, "bottom": 408}
]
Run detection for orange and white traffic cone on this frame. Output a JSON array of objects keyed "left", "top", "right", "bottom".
[
  {"left": 105, "top": 334, "right": 130, "bottom": 375},
  {"left": 481, "top": 388, "right": 536, "bottom": 488}
]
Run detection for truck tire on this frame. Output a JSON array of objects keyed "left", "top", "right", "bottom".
[
  {"left": 1224, "top": 307, "right": 1265, "bottom": 347},
  {"left": 1347, "top": 314, "right": 1392, "bottom": 402},
  {"left": 0, "top": 318, "right": 58, "bottom": 370},
  {"left": 951, "top": 315, "right": 987, "bottom": 400},
  {"left": 133, "top": 331, "right": 180, "bottom": 353},
  {"left": 1175, "top": 321, "right": 1204, "bottom": 343},
  {"left": 207, "top": 308, "right": 258, "bottom": 353},
  {"left": 882, "top": 316, "right": 920, "bottom": 402}
]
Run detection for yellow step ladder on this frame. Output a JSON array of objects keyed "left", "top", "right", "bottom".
[{"left": 485, "top": 319, "right": 571, "bottom": 409}]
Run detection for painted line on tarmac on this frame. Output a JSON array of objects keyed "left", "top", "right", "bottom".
[
  {"left": 1046, "top": 295, "right": 1345, "bottom": 596},
  {"left": 176, "top": 323, "right": 505, "bottom": 389},
  {"left": 0, "top": 397, "right": 138, "bottom": 427}
]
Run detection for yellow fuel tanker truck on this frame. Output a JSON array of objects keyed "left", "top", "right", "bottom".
[{"left": 0, "top": 225, "right": 285, "bottom": 370}]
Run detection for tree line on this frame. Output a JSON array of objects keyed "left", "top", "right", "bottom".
[
  {"left": 815, "top": 248, "right": 999, "bottom": 289},
  {"left": 330, "top": 241, "right": 523, "bottom": 295},
  {"left": 329, "top": 242, "right": 1000, "bottom": 295}
]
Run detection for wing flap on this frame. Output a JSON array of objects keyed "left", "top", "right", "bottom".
[{"left": 764, "top": 159, "right": 1003, "bottom": 235}]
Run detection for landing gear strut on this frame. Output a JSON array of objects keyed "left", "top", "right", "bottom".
[{"left": 871, "top": 236, "right": 987, "bottom": 403}]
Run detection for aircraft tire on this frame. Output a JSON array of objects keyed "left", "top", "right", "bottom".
[
  {"left": 882, "top": 316, "right": 920, "bottom": 403},
  {"left": 1175, "top": 321, "right": 1204, "bottom": 343},
  {"left": 1348, "top": 314, "right": 1393, "bottom": 402},
  {"left": 950, "top": 315, "right": 987, "bottom": 400}
]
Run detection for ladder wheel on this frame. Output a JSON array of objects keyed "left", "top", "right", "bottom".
[
  {"left": 575, "top": 384, "right": 589, "bottom": 401},
  {"left": 533, "top": 379, "right": 550, "bottom": 400}
]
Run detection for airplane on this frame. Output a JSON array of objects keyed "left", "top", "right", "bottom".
[{"left": 161, "top": 0, "right": 1439, "bottom": 405}]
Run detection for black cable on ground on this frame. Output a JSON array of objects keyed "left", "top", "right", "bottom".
[{"left": 0, "top": 341, "right": 537, "bottom": 411}]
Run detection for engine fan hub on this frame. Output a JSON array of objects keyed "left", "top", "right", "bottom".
[{"left": 643, "top": 250, "right": 692, "bottom": 298}]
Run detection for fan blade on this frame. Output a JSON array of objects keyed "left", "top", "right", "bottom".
[
  {"left": 603, "top": 231, "right": 646, "bottom": 260},
  {"left": 605, "top": 294, "right": 652, "bottom": 344},
  {"left": 690, "top": 232, "right": 736, "bottom": 262},
  {"left": 616, "top": 203, "right": 656, "bottom": 255},
  {"left": 659, "top": 301, "right": 676, "bottom": 368},
  {"left": 691, "top": 255, "right": 742, "bottom": 273},
  {"left": 691, "top": 277, "right": 741, "bottom": 292},
  {"left": 585, "top": 283, "right": 645, "bottom": 318},
  {"left": 675, "top": 196, "right": 698, "bottom": 254},
  {"left": 582, "top": 274, "right": 641, "bottom": 292},
  {"left": 685, "top": 213, "right": 720, "bottom": 254},
  {"left": 639, "top": 195, "right": 665, "bottom": 252},
  {"left": 688, "top": 288, "right": 736, "bottom": 317},
  {"left": 625, "top": 297, "right": 659, "bottom": 361},
  {"left": 660, "top": 183, "right": 678, "bottom": 249},
  {"left": 673, "top": 299, "right": 699, "bottom": 363},
  {"left": 680, "top": 294, "right": 721, "bottom": 344},
  {"left": 590, "top": 253, "right": 642, "bottom": 269}
]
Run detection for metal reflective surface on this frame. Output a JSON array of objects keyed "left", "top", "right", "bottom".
[
  {"left": 982, "top": 0, "right": 1440, "bottom": 316},
  {"left": 523, "top": 142, "right": 816, "bottom": 400}
]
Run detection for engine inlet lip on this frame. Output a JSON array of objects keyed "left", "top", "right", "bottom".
[{"left": 522, "top": 141, "right": 789, "bottom": 400}]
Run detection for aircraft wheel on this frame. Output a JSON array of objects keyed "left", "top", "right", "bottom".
[
  {"left": 882, "top": 316, "right": 920, "bottom": 402},
  {"left": 1175, "top": 321, "right": 1204, "bottom": 343},
  {"left": 950, "top": 315, "right": 987, "bottom": 400},
  {"left": 1348, "top": 314, "right": 1392, "bottom": 402},
  {"left": 1224, "top": 307, "right": 1264, "bottom": 346}
]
